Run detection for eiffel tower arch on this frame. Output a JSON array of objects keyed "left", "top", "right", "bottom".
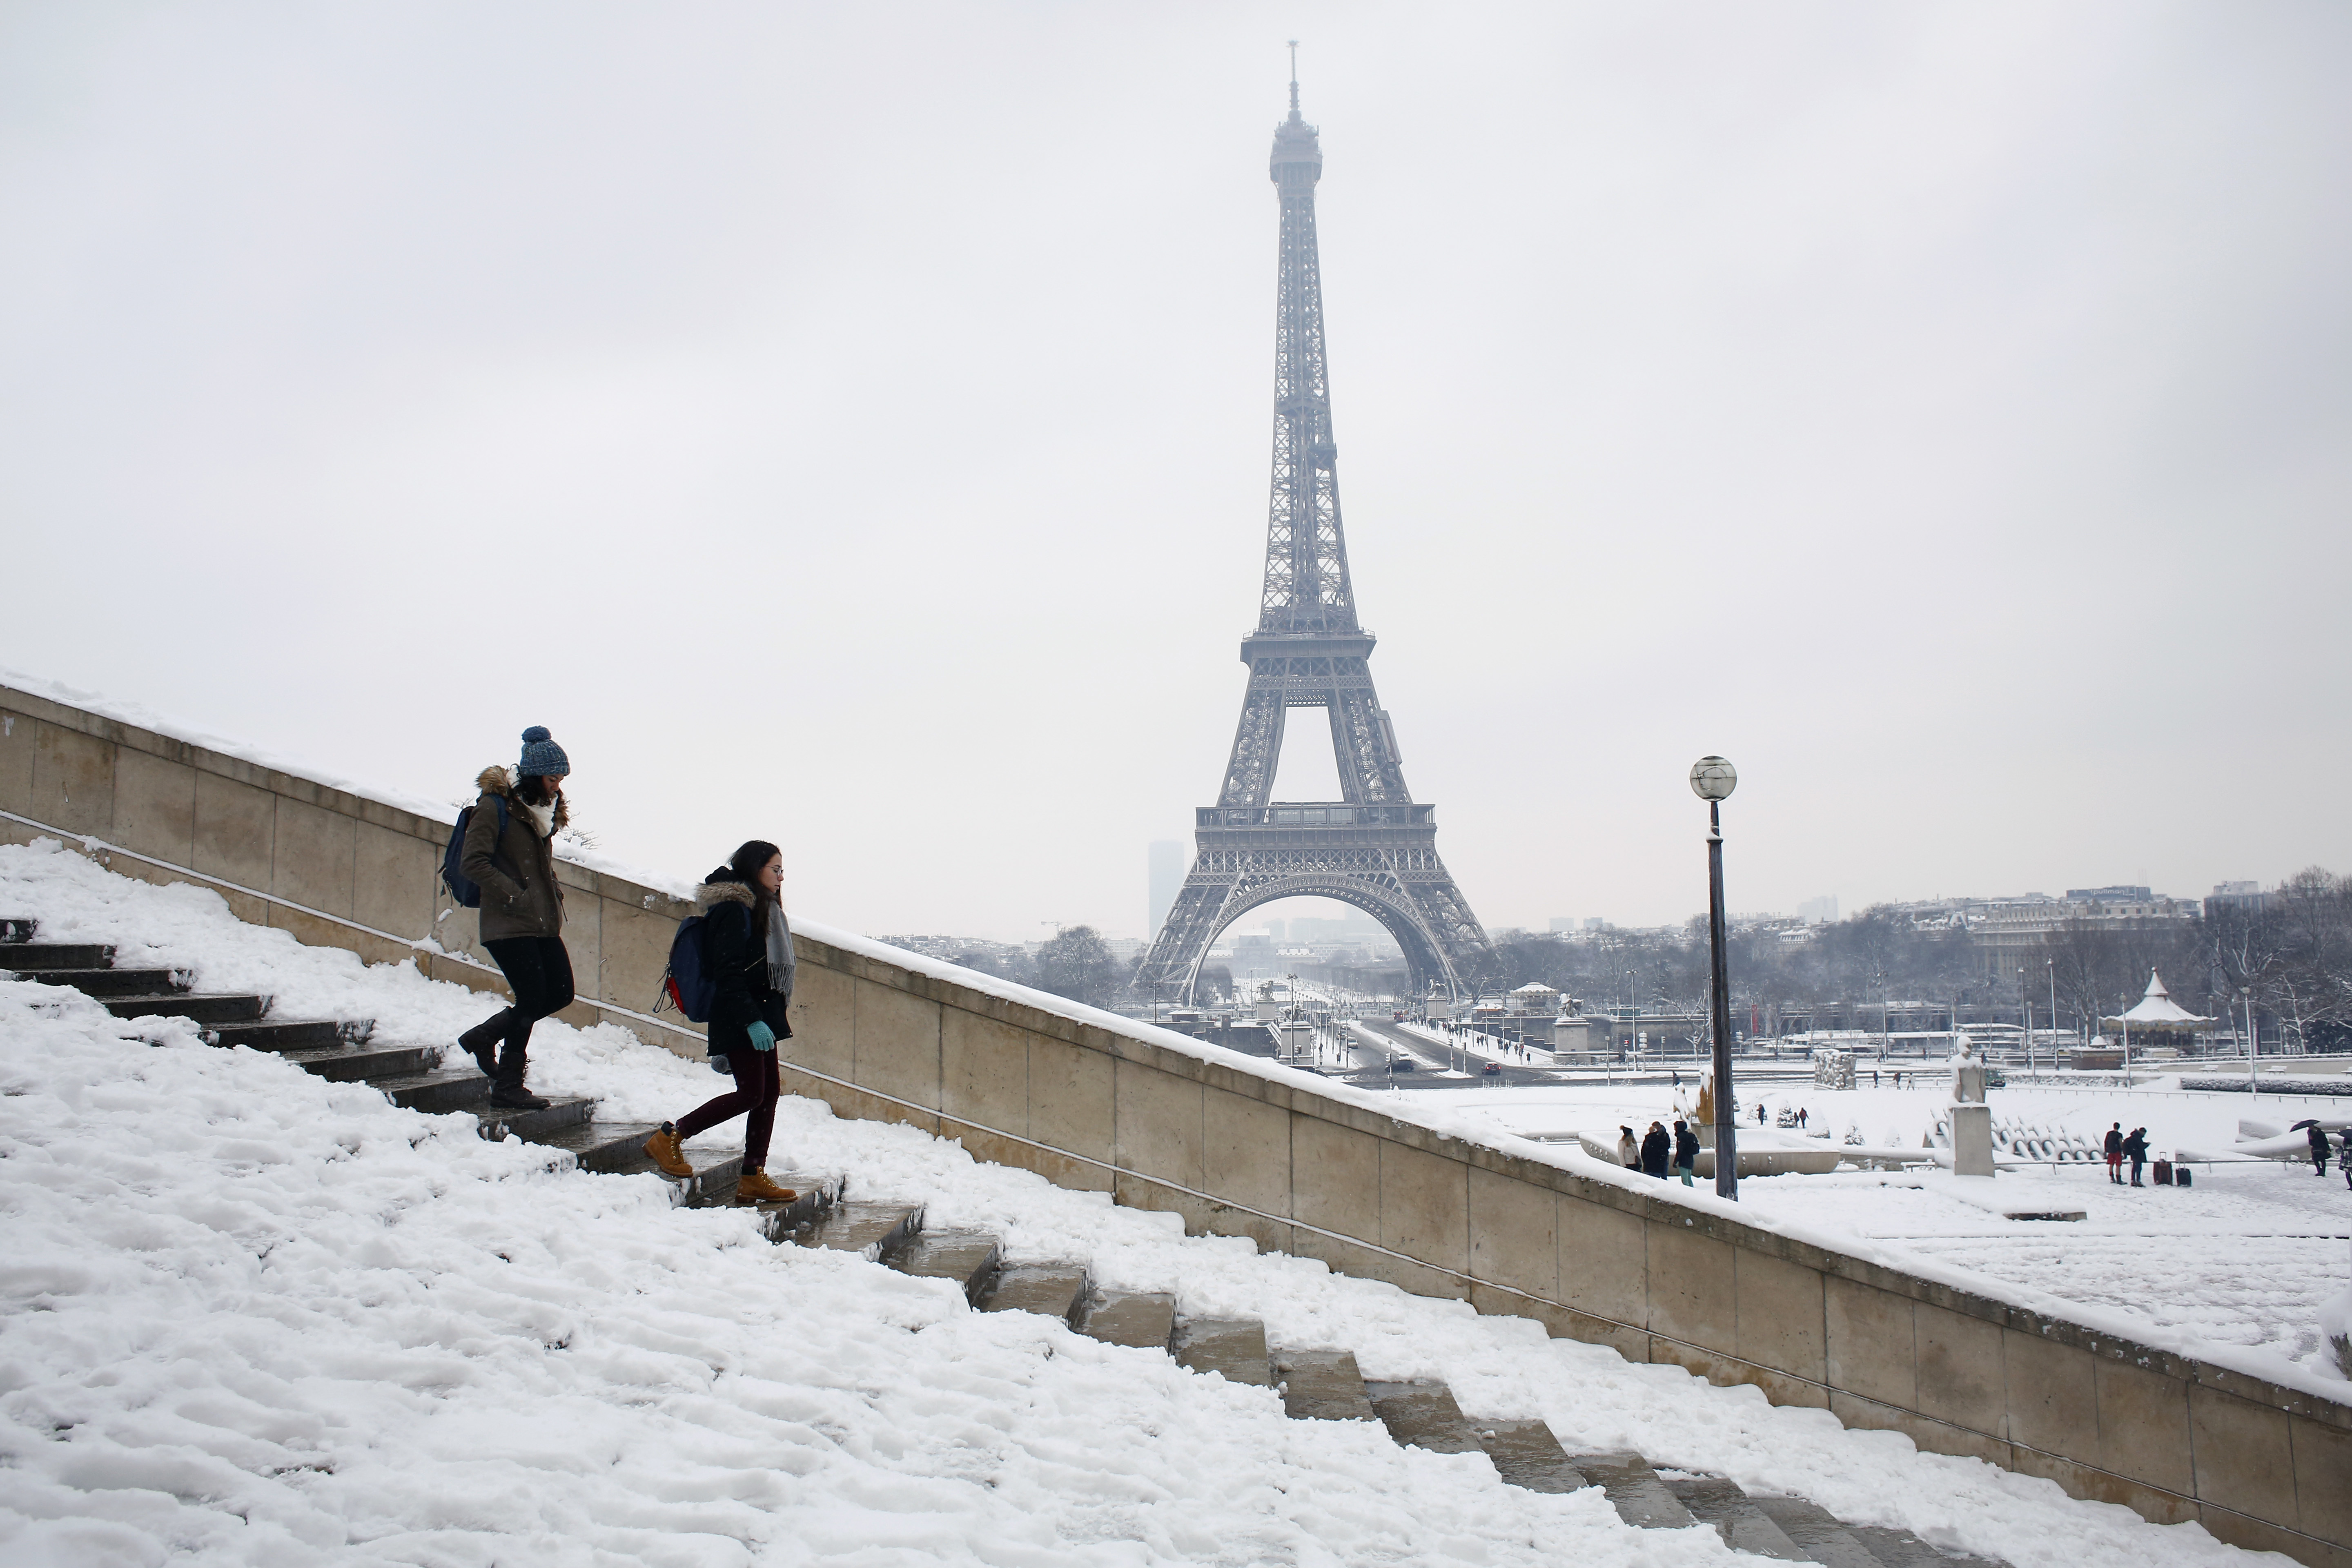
[{"left": 1137, "top": 69, "right": 1494, "bottom": 1005}]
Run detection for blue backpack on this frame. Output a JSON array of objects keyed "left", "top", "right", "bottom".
[
  {"left": 439, "top": 796, "right": 510, "bottom": 908},
  {"left": 660, "top": 915, "right": 717, "bottom": 1025}
]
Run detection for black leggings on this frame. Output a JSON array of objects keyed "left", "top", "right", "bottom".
[
  {"left": 677, "top": 1049, "right": 782, "bottom": 1167},
  {"left": 481, "top": 937, "right": 575, "bottom": 1087}
]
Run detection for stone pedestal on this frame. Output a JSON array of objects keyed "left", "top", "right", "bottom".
[{"left": 1951, "top": 1102, "right": 1996, "bottom": 1177}]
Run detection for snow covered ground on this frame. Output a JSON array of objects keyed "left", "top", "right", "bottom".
[
  {"left": 0, "top": 839, "right": 2298, "bottom": 1566},
  {"left": 1401, "top": 1081, "right": 2352, "bottom": 1392}
]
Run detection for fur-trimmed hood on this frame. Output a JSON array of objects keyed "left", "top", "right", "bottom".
[
  {"left": 476, "top": 765, "right": 570, "bottom": 834},
  {"left": 697, "top": 878, "right": 757, "bottom": 913}
]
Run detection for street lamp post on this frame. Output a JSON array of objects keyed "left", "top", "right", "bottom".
[{"left": 1691, "top": 756, "right": 1740, "bottom": 1200}]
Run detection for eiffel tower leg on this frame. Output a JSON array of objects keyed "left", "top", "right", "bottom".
[{"left": 1218, "top": 689, "right": 1287, "bottom": 809}]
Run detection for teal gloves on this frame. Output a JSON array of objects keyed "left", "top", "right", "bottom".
[{"left": 747, "top": 1021, "right": 776, "bottom": 1053}]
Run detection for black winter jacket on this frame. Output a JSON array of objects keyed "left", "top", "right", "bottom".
[
  {"left": 1640, "top": 1127, "right": 1671, "bottom": 1175},
  {"left": 1674, "top": 1127, "right": 1700, "bottom": 1168},
  {"left": 697, "top": 875, "right": 794, "bottom": 1052}
]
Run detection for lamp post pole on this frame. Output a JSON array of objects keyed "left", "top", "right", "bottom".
[{"left": 1691, "top": 757, "right": 1740, "bottom": 1200}]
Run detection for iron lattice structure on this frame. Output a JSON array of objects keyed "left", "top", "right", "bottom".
[{"left": 1136, "top": 76, "right": 1494, "bottom": 1004}]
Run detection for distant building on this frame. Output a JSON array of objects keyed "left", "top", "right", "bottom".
[
  {"left": 1548, "top": 917, "right": 1577, "bottom": 933},
  {"left": 1964, "top": 889, "right": 2196, "bottom": 987},
  {"left": 1797, "top": 895, "right": 1838, "bottom": 926},
  {"left": 2205, "top": 880, "right": 2274, "bottom": 919}
]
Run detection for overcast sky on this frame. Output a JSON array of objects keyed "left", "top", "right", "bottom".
[{"left": 4, "top": 2, "right": 2348, "bottom": 944}]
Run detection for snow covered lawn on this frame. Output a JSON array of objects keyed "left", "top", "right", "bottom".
[
  {"left": 0, "top": 841, "right": 2289, "bottom": 1565},
  {"left": 1410, "top": 1082, "right": 2352, "bottom": 1393}
]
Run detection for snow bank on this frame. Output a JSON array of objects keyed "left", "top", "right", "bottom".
[{"left": 0, "top": 844, "right": 2286, "bottom": 1568}]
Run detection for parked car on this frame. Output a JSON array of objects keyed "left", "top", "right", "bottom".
[{"left": 1388, "top": 1056, "right": 1416, "bottom": 1073}]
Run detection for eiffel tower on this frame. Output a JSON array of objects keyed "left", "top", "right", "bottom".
[{"left": 1136, "top": 64, "right": 1494, "bottom": 1004}]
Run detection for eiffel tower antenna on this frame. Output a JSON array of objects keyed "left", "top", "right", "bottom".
[{"left": 1136, "top": 81, "right": 1494, "bottom": 1005}]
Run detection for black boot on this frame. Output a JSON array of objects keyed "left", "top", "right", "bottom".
[
  {"left": 490, "top": 1083, "right": 551, "bottom": 1111},
  {"left": 459, "top": 1011, "right": 510, "bottom": 1078}
]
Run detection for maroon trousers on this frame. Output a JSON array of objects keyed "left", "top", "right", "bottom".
[{"left": 678, "top": 1049, "right": 782, "bottom": 1167}]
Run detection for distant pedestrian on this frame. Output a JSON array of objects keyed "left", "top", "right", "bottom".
[
  {"left": 643, "top": 841, "right": 801, "bottom": 1206},
  {"left": 2339, "top": 1129, "right": 2352, "bottom": 1190},
  {"left": 454, "top": 727, "right": 575, "bottom": 1111},
  {"left": 2104, "top": 1123, "right": 2124, "bottom": 1184},
  {"left": 2309, "top": 1123, "right": 2332, "bottom": 1178},
  {"left": 1756, "top": 1102, "right": 1767, "bottom": 1125},
  {"left": 1673, "top": 1119, "right": 1699, "bottom": 1187},
  {"left": 1797, "top": 1107, "right": 1809, "bottom": 1130},
  {"left": 1894, "top": 1071, "right": 1904, "bottom": 1089},
  {"left": 1871, "top": 1070, "right": 1880, "bottom": 1088},
  {"left": 1641, "top": 1121, "right": 1672, "bottom": 1178},
  {"left": 1617, "top": 1126, "right": 1639, "bottom": 1169},
  {"left": 2123, "top": 1127, "right": 2149, "bottom": 1187}
]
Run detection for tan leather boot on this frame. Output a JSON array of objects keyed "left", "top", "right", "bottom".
[
  {"left": 642, "top": 1122, "right": 692, "bottom": 1178},
  {"left": 735, "top": 1168, "right": 799, "bottom": 1205}
]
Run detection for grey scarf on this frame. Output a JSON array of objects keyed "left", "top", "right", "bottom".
[{"left": 766, "top": 904, "right": 796, "bottom": 1001}]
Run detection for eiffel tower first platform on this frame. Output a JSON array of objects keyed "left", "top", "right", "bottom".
[{"left": 1136, "top": 70, "right": 1494, "bottom": 1005}]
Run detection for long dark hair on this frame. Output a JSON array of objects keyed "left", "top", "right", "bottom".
[
  {"left": 729, "top": 839, "right": 783, "bottom": 939},
  {"left": 514, "top": 774, "right": 559, "bottom": 806}
]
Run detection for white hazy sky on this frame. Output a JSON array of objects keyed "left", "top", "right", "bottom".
[{"left": 4, "top": 2, "right": 2348, "bottom": 943}]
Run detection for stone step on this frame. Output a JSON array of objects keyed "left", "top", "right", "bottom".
[
  {"left": 891, "top": 1232, "right": 1002, "bottom": 1305},
  {"left": 1174, "top": 1317, "right": 1274, "bottom": 1387},
  {"left": 1846, "top": 1525, "right": 2007, "bottom": 1568},
  {"left": 535, "top": 1120, "right": 667, "bottom": 1174},
  {"left": 0, "top": 941, "right": 110, "bottom": 968},
  {"left": 1078, "top": 1290, "right": 1177, "bottom": 1352},
  {"left": 207, "top": 1018, "right": 352, "bottom": 1052},
  {"left": 106, "top": 992, "right": 269, "bottom": 1025},
  {"left": 372, "top": 1067, "right": 494, "bottom": 1116},
  {"left": 6, "top": 964, "right": 185, "bottom": 997},
  {"left": 1568, "top": 1451, "right": 1697, "bottom": 1530},
  {"left": 800, "top": 1202, "right": 924, "bottom": 1263},
  {"left": 666, "top": 1152, "right": 751, "bottom": 1203},
  {"left": 476, "top": 1096, "right": 596, "bottom": 1145},
  {"left": 1473, "top": 1419, "right": 1588, "bottom": 1493},
  {"left": 1364, "top": 1380, "right": 1483, "bottom": 1455},
  {"left": 284, "top": 1042, "right": 439, "bottom": 1082},
  {"left": 1275, "top": 1349, "right": 1376, "bottom": 1422},
  {"left": 0, "top": 917, "right": 36, "bottom": 943},
  {"left": 979, "top": 1264, "right": 1090, "bottom": 1325},
  {"left": 1747, "top": 1496, "right": 1890, "bottom": 1568},
  {"left": 1665, "top": 1475, "right": 1809, "bottom": 1559},
  {"left": 713, "top": 1170, "right": 842, "bottom": 1241}
]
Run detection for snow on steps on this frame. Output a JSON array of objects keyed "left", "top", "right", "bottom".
[{"left": 6, "top": 909, "right": 2016, "bottom": 1568}]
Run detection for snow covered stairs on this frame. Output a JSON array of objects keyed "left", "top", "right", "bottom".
[
  {"left": 0, "top": 916, "right": 598, "bottom": 1149},
  {"left": 771, "top": 1192, "right": 2007, "bottom": 1568}
]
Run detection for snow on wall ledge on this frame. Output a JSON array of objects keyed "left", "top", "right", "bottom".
[{"left": 3, "top": 673, "right": 2348, "bottom": 1566}]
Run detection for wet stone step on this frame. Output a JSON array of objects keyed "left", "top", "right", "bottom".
[
  {"left": 665, "top": 1154, "right": 750, "bottom": 1203},
  {"left": 285, "top": 1043, "right": 438, "bottom": 1082},
  {"left": 477, "top": 1097, "right": 595, "bottom": 1145},
  {"left": 1364, "top": 1380, "right": 1483, "bottom": 1455},
  {"left": 800, "top": 1202, "right": 924, "bottom": 1263},
  {"left": 1747, "top": 1496, "right": 1888, "bottom": 1568},
  {"left": 980, "top": 1264, "right": 1089, "bottom": 1325},
  {"left": 1847, "top": 1525, "right": 2008, "bottom": 1568},
  {"left": 1174, "top": 1318, "right": 1273, "bottom": 1387},
  {"left": 1474, "top": 1419, "right": 1588, "bottom": 1493},
  {"left": 373, "top": 1067, "right": 492, "bottom": 1115},
  {"left": 207, "top": 1018, "right": 348, "bottom": 1052},
  {"left": 541, "top": 1120, "right": 666, "bottom": 1174},
  {"left": 106, "top": 992, "right": 268, "bottom": 1025},
  {"left": 1079, "top": 1291, "right": 1176, "bottom": 1352},
  {"left": 9, "top": 965, "right": 184, "bottom": 996},
  {"left": 0, "top": 943, "right": 113, "bottom": 969},
  {"left": 1665, "top": 1476, "right": 1808, "bottom": 1559},
  {"left": 891, "top": 1232, "right": 1002, "bottom": 1304},
  {"left": 1276, "top": 1349, "right": 1376, "bottom": 1423},
  {"left": 1568, "top": 1452, "right": 1696, "bottom": 1530},
  {"left": 717, "top": 1170, "right": 840, "bottom": 1240}
]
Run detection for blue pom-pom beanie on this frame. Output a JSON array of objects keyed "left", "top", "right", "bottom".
[{"left": 517, "top": 726, "right": 570, "bottom": 778}]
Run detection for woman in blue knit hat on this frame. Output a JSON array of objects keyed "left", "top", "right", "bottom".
[{"left": 455, "top": 726, "right": 575, "bottom": 1110}]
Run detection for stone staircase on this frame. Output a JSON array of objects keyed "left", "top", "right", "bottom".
[{"left": 3, "top": 915, "right": 2002, "bottom": 1568}]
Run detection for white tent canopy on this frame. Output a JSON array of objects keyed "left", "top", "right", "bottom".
[{"left": 2104, "top": 969, "right": 2214, "bottom": 1030}]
